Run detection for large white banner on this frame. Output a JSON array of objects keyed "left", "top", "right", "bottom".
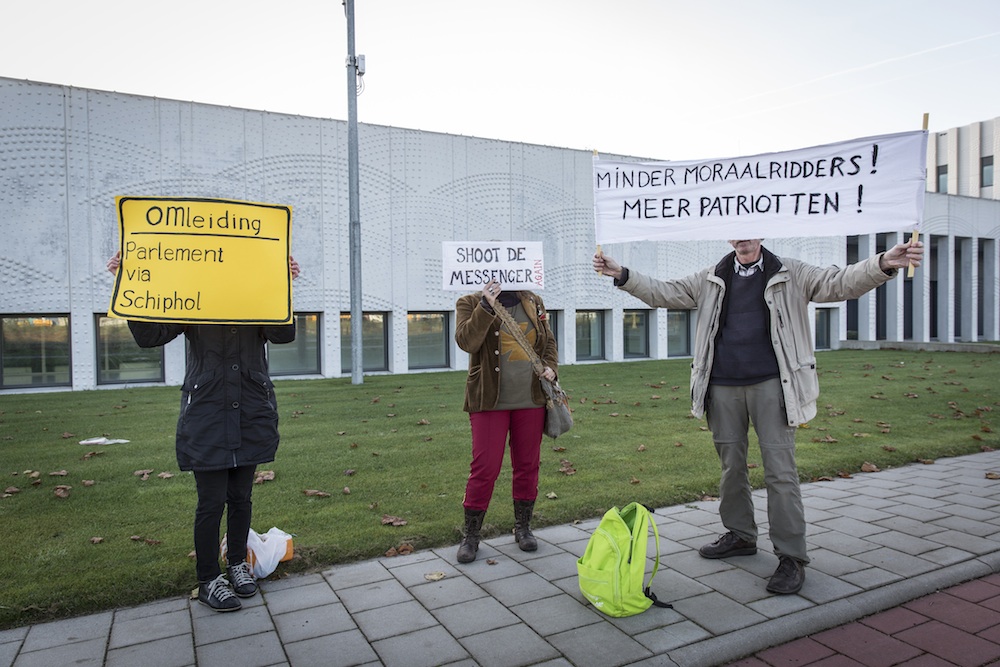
[
  {"left": 594, "top": 130, "right": 927, "bottom": 244},
  {"left": 441, "top": 241, "right": 544, "bottom": 291}
]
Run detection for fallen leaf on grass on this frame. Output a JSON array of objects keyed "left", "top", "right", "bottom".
[
  {"left": 4, "top": 486, "right": 19, "bottom": 494},
  {"left": 416, "top": 419, "right": 430, "bottom": 425},
  {"left": 304, "top": 489, "right": 331, "bottom": 497},
  {"left": 637, "top": 444, "right": 647, "bottom": 452},
  {"left": 342, "top": 487, "right": 351, "bottom": 495},
  {"left": 812, "top": 435, "right": 838, "bottom": 443},
  {"left": 49, "top": 470, "right": 68, "bottom": 476},
  {"left": 916, "top": 458, "right": 935, "bottom": 464},
  {"left": 546, "top": 491, "right": 558, "bottom": 499},
  {"left": 81, "top": 451, "right": 104, "bottom": 460},
  {"left": 157, "top": 472, "right": 173, "bottom": 479},
  {"left": 629, "top": 476, "right": 640, "bottom": 485},
  {"left": 82, "top": 480, "right": 95, "bottom": 486},
  {"left": 53, "top": 485, "right": 72, "bottom": 498},
  {"left": 552, "top": 446, "right": 566, "bottom": 452},
  {"left": 381, "top": 514, "right": 408, "bottom": 526},
  {"left": 89, "top": 537, "right": 103, "bottom": 544},
  {"left": 860, "top": 462, "right": 880, "bottom": 473},
  {"left": 61, "top": 432, "right": 75, "bottom": 439},
  {"left": 558, "top": 459, "right": 576, "bottom": 475},
  {"left": 882, "top": 446, "right": 897, "bottom": 452},
  {"left": 255, "top": 470, "right": 276, "bottom": 484},
  {"left": 133, "top": 469, "right": 153, "bottom": 480}
]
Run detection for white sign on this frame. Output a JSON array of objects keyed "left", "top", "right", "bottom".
[
  {"left": 594, "top": 130, "right": 927, "bottom": 244},
  {"left": 441, "top": 241, "right": 544, "bottom": 291}
]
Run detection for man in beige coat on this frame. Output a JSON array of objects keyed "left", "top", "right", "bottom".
[{"left": 594, "top": 239, "right": 924, "bottom": 594}]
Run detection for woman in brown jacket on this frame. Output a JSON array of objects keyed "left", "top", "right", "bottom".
[{"left": 454, "top": 279, "right": 559, "bottom": 563}]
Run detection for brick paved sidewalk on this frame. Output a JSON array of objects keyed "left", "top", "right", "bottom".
[{"left": 729, "top": 574, "right": 1000, "bottom": 667}]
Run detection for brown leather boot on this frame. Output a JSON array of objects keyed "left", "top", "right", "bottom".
[
  {"left": 513, "top": 499, "right": 538, "bottom": 552},
  {"left": 456, "top": 508, "right": 486, "bottom": 563}
]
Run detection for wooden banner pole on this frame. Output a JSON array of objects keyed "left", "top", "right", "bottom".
[{"left": 907, "top": 113, "right": 929, "bottom": 278}]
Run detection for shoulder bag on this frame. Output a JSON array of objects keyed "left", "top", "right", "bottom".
[{"left": 492, "top": 301, "right": 573, "bottom": 438}]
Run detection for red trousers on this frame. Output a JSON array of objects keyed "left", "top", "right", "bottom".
[{"left": 463, "top": 406, "right": 545, "bottom": 511}]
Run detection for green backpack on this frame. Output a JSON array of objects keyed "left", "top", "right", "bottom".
[{"left": 576, "top": 502, "right": 672, "bottom": 617}]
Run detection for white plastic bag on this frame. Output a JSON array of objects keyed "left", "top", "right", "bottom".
[{"left": 221, "top": 527, "right": 294, "bottom": 579}]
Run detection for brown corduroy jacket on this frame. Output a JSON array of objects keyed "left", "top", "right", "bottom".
[{"left": 455, "top": 291, "right": 559, "bottom": 413}]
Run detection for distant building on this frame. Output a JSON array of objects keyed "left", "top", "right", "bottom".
[{"left": 0, "top": 77, "right": 997, "bottom": 393}]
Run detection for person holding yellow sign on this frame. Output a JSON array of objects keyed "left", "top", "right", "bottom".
[{"left": 107, "top": 252, "right": 301, "bottom": 612}]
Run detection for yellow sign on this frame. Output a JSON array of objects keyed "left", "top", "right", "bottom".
[{"left": 108, "top": 196, "right": 293, "bottom": 324}]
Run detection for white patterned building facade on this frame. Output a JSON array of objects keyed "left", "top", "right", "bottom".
[{"left": 0, "top": 77, "right": 997, "bottom": 392}]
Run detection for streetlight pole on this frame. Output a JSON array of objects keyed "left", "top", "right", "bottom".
[{"left": 344, "top": 0, "right": 363, "bottom": 384}]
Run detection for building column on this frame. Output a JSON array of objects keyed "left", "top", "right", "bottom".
[
  {"left": 935, "top": 235, "right": 954, "bottom": 342},
  {"left": 962, "top": 237, "right": 978, "bottom": 342},
  {"left": 982, "top": 238, "right": 999, "bottom": 340}
]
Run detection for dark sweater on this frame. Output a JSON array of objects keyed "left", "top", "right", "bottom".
[{"left": 710, "top": 269, "right": 780, "bottom": 386}]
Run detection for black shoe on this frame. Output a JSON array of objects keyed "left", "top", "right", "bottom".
[
  {"left": 698, "top": 532, "right": 758, "bottom": 559},
  {"left": 767, "top": 556, "right": 806, "bottom": 594},
  {"left": 198, "top": 574, "right": 242, "bottom": 612},
  {"left": 227, "top": 561, "right": 258, "bottom": 598}
]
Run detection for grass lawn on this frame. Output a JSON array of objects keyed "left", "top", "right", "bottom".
[{"left": 1, "top": 349, "right": 997, "bottom": 629}]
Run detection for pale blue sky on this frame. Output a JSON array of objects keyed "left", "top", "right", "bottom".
[{"left": 4, "top": 0, "right": 999, "bottom": 161}]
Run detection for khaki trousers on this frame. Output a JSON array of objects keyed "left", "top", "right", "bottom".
[{"left": 705, "top": 379, "right": 809, "bottom": 563}]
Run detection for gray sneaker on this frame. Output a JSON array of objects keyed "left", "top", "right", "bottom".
[
  {"left": 198, "top": 573, "right": 241, "bottom": 612},
  {"left": 227, "top": 561, "right": 258, "bottom": 598},
  {"left": 698, "top": 532, "right": 758, "bottom": 559}
]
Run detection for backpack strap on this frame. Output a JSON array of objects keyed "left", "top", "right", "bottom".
[{"left": 641, "top": 505, "right": 673, "bottom": 609}]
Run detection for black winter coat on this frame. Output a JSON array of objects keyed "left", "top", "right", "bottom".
[{"left": 128, "top": 322, "right": 296, "bottom": 471}]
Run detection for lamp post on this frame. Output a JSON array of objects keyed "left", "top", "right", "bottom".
[{"left": 344, "top": 0, "right": 363, "bottom": 384}]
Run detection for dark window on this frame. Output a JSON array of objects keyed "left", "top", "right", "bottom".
[
  {"left": 2, "top": 315, "right": 71, "bottom": 388},
  {"left": 575, "top": 310, "right": 604, "bottom": 361},
  {"left": 667, "top": 310, "right": 691, "bottom": 357},
  {"left": 96, "top": 315, "right": 163, "bottom": 384},
  {"left": 341, "top": 312, "right": 389, "bottom": 372},
  {"left": 623, "top": 310, "right": 649, "bottom": 358},
  {"left": 407, "top": 312, "right": 449, "bottom": 369},
  {"left": 268, "top": 313, "right": 321, "bottom": 375}
]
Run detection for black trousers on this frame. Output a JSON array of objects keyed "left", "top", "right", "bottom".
[{"left": 193, "top": 465, "right": 256, "bottom": 583}]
